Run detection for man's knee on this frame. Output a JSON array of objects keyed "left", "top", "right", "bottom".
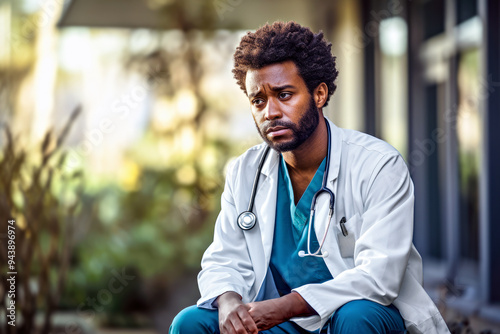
[
  {"left": 330, "top": 300, "right": 404, "bottom": 334},
  {"left": 332, "top": 300, "right": 375, "bottom": 329},
  {"left": 169, "top": 305, "right": 218, "bottom": 334}
]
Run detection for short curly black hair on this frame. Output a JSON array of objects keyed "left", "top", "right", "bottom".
[{"left": 233, "top": 21, "right": 339, "bottom": 107}]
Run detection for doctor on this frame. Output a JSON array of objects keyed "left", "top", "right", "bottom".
[{"left": 170, "top": 21, "right": 450, "bottom": 334}]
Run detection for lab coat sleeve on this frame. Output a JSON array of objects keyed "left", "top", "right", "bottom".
[
  {"left": 197, "top": 159, "right": 256, "bottom": 309},
  {"left": 291, "top": 154, "right": 415, "bottom": 331}
]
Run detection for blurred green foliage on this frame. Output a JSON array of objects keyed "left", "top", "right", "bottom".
[{"left": 0, "top": 107, "right": 88, "bottom": 334}]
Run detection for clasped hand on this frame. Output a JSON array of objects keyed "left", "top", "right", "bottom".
[{"left": 217, "top": 291, "right": 313, "bottom": 334}]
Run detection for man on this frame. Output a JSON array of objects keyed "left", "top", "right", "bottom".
[{"left": 170, "top": 21, "right": 449, "bottom": 334}]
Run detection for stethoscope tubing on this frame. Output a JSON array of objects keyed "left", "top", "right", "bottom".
[
  {"left": 248, "top": 145, "right": 271, "bottom": 213},
  {"left": 303, "top": 119, "right": 334, "bottom": 257},
  {"left": 237, "top": 145, "right": 271, "bottom": 230}
]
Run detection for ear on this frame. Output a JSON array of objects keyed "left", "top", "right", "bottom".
[{"left": 313, "top": 83, "right": 328, "bottom": 109}]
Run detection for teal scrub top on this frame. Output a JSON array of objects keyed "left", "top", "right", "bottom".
[{"left": 269, "top": 155, "right": 333, "bottom": 297}]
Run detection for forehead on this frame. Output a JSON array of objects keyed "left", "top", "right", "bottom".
[{"left": 245, "top": 60, "right": 305, "bottom": 94}]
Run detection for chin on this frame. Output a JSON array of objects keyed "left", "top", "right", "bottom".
[
  {"left": 261, "top": 132, "right": 299, "bottom": 152},
  {"left": 270, "top": 140, "right": 300, "bottom": 153}
]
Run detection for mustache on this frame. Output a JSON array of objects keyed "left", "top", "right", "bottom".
[{"left": 260, "top": 120, "right": 296, "bottom": 134}]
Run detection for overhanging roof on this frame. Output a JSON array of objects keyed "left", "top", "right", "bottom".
[{"left": 58, "top": 0, "right": 337, "bottom": 31}]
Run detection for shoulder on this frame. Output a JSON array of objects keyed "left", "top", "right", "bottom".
[
  {"left": 222, "top": 143, "right": 271, "bottom": 196},
  {"left": 336, "top": 128, "right": 412, "bottom": 203},
  {"left": 338, "top": 128, "right": 409, "bottom": 181},
  {"left": 340, "top": 128, "right": 401, "bottom": 159},
  {"left": 225, "top": 143, "right": 268, "bottom": 178}
]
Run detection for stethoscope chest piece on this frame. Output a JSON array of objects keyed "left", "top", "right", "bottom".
[{"left": 238, "top": 211, "right": 257, "bottom": 230}]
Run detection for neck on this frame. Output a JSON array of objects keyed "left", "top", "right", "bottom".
[{"left": 282, "top": 117, "right": 328, "bottom": 174}]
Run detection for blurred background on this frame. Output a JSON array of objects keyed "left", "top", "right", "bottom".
[{"left": 0, "top": 0, "right": 499, "bottom": 333}]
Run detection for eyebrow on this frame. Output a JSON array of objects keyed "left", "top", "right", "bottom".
[{"left": 248, "top": 85, "right": 297, "bottom": 99}]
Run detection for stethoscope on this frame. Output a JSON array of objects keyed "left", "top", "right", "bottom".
[{"left": 237, "top": 119, "right": 335, "bottom": 258}]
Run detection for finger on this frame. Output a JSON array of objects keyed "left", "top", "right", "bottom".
[
  {"left": 219, "top": 318, "right": 227, "bottom": 334},
  {"left": 241, "top": 316, "right": 258, "bottom": 334},
  {"left": 229, "top": 316, "right": 248, "bottom": 334},
  {"left": 222, "top": 319, "right": 240, "bottom": 334},
  {"left": 227, "top": 308, "right": 252, "bottom": 334},
  {"left": 236, "top": 307, "right": 258, "bottom": 334},
  {"left": 220, "top": 309, "right": 239, "bottom": 334},
  {"left": 220, "top": 317, "right": 234, "bottom": 334}
]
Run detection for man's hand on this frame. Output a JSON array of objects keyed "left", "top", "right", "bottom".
[
  {"left": 247, "top": 292, "right": 318, "bottom": 332},
  {"left": 246, "top": 299, "right": 287, "bottom": 331},
  {"left": 217, "top": 292, "right": 258, "bottom": 334}
]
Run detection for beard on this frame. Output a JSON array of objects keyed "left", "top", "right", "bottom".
[{"left": 255, "top": 97, "right": 320, "bottom": 153}]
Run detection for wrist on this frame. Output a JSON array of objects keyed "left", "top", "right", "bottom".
[
  {"left": 281, "top": 292, "right": 317, "bottom": 319},
  {"left": 216, "top": 291, "right": 242, "bottom": 308}
]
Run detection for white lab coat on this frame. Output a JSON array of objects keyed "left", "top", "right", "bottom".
[{"left": 197, "top": 118, "right": 450, "bottom": 334}]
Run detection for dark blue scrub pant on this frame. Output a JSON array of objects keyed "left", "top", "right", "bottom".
[{"left": 169, "top": 299, "right": 406, "bottom": 334}]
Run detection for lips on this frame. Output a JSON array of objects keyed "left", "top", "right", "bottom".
[
  {"left": 267, "top": 126, "right": 287, "bottom": 134},
  {"left": 266, "top": 126, "right": 291, "bottom": 137}
]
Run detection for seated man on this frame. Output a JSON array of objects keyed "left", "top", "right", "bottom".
[{"left": 170, "top": 21, "right": 449, "bottom": 334}]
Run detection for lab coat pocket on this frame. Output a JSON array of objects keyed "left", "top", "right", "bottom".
[{"left": 336, "top": 214, "right": 360, "bottom": 258}]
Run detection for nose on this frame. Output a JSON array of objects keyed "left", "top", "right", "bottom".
[{"left": 264, "top": 98, "right": 282, "bottom": 120}]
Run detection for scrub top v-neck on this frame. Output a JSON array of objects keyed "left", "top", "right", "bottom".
[{"left": 269, "top": 155, "right": 333, "bottom": 297}]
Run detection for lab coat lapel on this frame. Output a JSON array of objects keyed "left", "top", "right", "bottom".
[
  {"left": 254, "top": 147, "right": 280, "bottom": 265},
  {"left": 325, "top": 118, "right": 342, "bottom": 187},
  {"left": 311, "top": 118, "right": 346, "bottom": 276}
]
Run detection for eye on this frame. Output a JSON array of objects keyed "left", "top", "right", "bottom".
[
  {"left": 278, "top": 92, "right": 292, "bottom": 99},
  {"left": 252, "top": 98, "right": 265, "bottom": 106}
]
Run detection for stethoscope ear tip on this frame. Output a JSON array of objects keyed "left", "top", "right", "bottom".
[{"left": 298, "top": 250, "right": 329, "bottom": 258}]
